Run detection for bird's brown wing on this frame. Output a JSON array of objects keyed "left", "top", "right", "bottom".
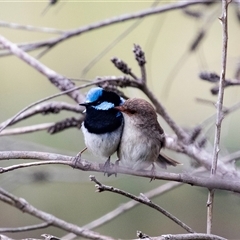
[{"left": 154, "top": 120, "right": 181, "bottom": 168}]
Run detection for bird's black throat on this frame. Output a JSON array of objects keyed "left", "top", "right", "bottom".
[{"left": 83, "top": 108, "right": 123, "bottom": 134}]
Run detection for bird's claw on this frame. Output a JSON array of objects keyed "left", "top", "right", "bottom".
[
  {"left": 100, "top": 158, "right": 119, "bottom": 177},
  {"left": 103, "top": 158, "right": 112, "bottom": 176},
  {"left": 150, "top": 163, "right": 156, "bottom": 182}
]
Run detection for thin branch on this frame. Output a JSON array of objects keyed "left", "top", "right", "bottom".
[
  {"left": 0, "top": 86, "right": 82, "bottom": 134},
  {"left": 159, "top": 233, "right": 227, "bottom": 240},
  {"left": 0, "top": 77, "right": 130, "bottom": 133},
  {"left": 0, "top": 0, "right": 214, "bottom": 57},
  {"left": 0, "top": 35, "right": 84, "bottom": 104},
  {"left": 141, "top": 84, "right": 189, "bottom": 140},
  {"left": 207, "top": 0, "right": 230, "bottom": 234},
  {"left": 221, "top": 150, "right": 240, "bottom": 163},
  {"left": 90, "top": 175, "right": 195, "bottom": 233},
  {"left": 0, "top": 21, "right": 65, "bottom": 34},
  {"left": 133, "top": 44, "right": 147, "bottom": 83},
  {"left": 0, "top": 223, "right": 50, "bottom": 233},
  {"left": 0, "top": 101, "right": 82, "bottom": 129},
  {"left": 0, "top": 123, "right": 54, "bottom": 136},
  {"left": 63, "top": 181, "right": 183, "bottom": 240},
  {"left": 1, "top": 151, "right": 240, "bottom": 193},
  {"left": 111, "top": 45, "right": 189, "bottom": 140},
  {"left": 0, "top": 188, "right": 114, "bottom": 240},
  {"left": 199, "top": 71, "right": 240, "bottom": 94}
]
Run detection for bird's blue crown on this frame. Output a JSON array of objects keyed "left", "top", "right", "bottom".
[
  {"left": 85, "top": 87, "right": 124, "bottom": 111},
  {"left": 85, "top": 87, "right": 103, "bottom": 103}
]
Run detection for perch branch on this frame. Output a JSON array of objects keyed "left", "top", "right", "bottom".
[
  {"left": 1, "top": 151, "right": 240, "bottom": 193},
  {"left": 207, "top": 0, "right": 230, "bottom": 234},
  {"left": 90, "top": 175, "right": 195, "bottom": 233}
]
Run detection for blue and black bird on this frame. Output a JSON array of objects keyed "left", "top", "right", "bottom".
[{"left": 79, "top": 87, "right": 124, "bottom": 168}]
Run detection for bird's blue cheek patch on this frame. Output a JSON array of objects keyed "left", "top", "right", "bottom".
[{"left": 94, "top": 101, "right": 114, "bottom": 110}]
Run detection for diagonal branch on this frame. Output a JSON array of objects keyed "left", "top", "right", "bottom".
[
  {"left": 90, "top": 175, "right": 195, "bottom": 233},
  {"left": 0, "top": 0, "right": 214, "bottom": 57},
  {"left": 0, "top": 35, "right": 84, "bottom": 104},
  {"left": 0, "top": 188, "right": 114, "bottom": 240}
]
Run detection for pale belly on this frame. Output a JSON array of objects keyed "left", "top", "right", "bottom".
[
  {"left": 82, "top": 124, "right": 123, "bottom": 159},
  {"left": 118, "top": 127, "right": 160, "bottom": 170}
]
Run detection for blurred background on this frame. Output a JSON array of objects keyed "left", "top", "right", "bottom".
[{"left": 1, "top": 1, "right": 240, "bottom": 239}]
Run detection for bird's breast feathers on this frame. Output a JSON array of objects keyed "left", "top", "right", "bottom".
[
  {"left": 118, "top": 122, "right": 160, "bottom": 170},
  {"left": 82, "top": 123, "right": 123, "bottom": 159}
]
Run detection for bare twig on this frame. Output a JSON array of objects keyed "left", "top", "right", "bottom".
[
  {"left": 0, "top": 86, "right": 83, "bottom": 134},
  {"left": 0, "top": 0, "right": 214, "bottom": 57},
  {"left": 160, "top": 233, "right": 227, "bottom": 240},
  {"left": 141, "top": 84, "right": 189, "bottom": 140},
  {"left": 0, "top": 188, "right": 114, "bottom": 240},
  {"left": 0, "top": 123, "right": 55, "bottom": 136},
  {"left": 1, "top": 151, "right": 240, "bottom": 193},
  {"left": 90, "top": 175, "right": 195, "bottom": 233},
  {"left": 0, "top": 21, "right": 64, "bottom": 34},
  {"left": 206, "top": 0, "right": 230, "bottom": 234},
  {"left": 133, "top": 44, "right": 147, "bottom": 83},
  {"left": 221, "top": 150, "right": 240, "bottom": 163},
  {"left": 199, "top": 71, "right": 240, "bottom": 94},
  {"left": 111, "top": 44, "right": 189, "bottom": 140},
  {"left": 63, "top": 181, "right": 183, "bottom": 240},
  {"left": 0, "top": 223, "right": 50, "bottom": 233},
  {"left": 0, "top": 77, "right": 131, "bottom": 133},
  {"left": 0, "top": 35, "right": 84, "bottom": 104},
  {"left": 3, "top": 101, "right": 82, "bottom": 127},
  {"left": 47, "top": 116, "right": 83, "bottom": 134}
]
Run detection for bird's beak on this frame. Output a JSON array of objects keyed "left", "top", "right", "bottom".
[
  {"left": 114, "top": 106, "right": 124, "bottom": 111},
  {"left": 79, "top": 102, "right": 90, "bottom": 107},
  {"left": 79, "top": 102, "right": 91, "bottom": 114}
]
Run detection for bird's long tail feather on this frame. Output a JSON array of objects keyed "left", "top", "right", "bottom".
[{"left": 156, "top": 153, "right": 181, "bottom": 169}]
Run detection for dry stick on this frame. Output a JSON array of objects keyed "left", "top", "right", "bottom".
[
  {"left": 63, "top": 181, "right": 183, "bottom": 240},
  {"left": 0, "top": 35, "right": 84, "bottom": 104},
  {"left": 0, "top": 123, "right": 55, "bottom": 136},
  {"left": 160, "top": 233, "right": 227, "bottom": 240},
  {"left": 1, "top": 151, "right": 240, "bottom": 193},
  {"left": 0, "top": 0, "right": 213, "bottom": 57},
  {"left": 206, "top": 0, "right": 230, "bottom": 234},
  {"left": 0, "top": 76, "right": 128, "bottom": 133},
  {"left": 90, "top": 175, "right": 195, "bottom": 233},
  {"left": 113, "top": 46, "right": 188, "bottom": 141},
  {"left": 0, "top": 101, "right": 82, "bottom": 129},
  {"left": 0, "top": 188, "right": 114, "bottom": 240},
  {"left": 0, "top": 21, "right": 65, "bottom": 34},
  {"left": 0, "top": 86, "right": 81, "bottom": 134},
  {"left": 141, "top": 84, "right": 188, "bottom": 140},
  {"left": 221, "top": 150, "right": 240, "bottom": 163},
  {"left": 131, "top": 44, "right": 188, "bottom": 140},
  {"left": 0, "top": 223, "right": 50, "bottom": 233}
]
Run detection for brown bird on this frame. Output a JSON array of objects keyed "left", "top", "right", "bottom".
[{"left": 115, "top": 98, "right": 180, "bottom": 174}]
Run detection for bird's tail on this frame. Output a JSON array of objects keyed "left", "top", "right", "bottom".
[{"left": 156, "top": 153, "right": 181, "bottom": 169}]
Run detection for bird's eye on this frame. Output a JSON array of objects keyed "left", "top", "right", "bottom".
[{"left": 127, "top": 109, "right": 136, "bottom": 114}]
